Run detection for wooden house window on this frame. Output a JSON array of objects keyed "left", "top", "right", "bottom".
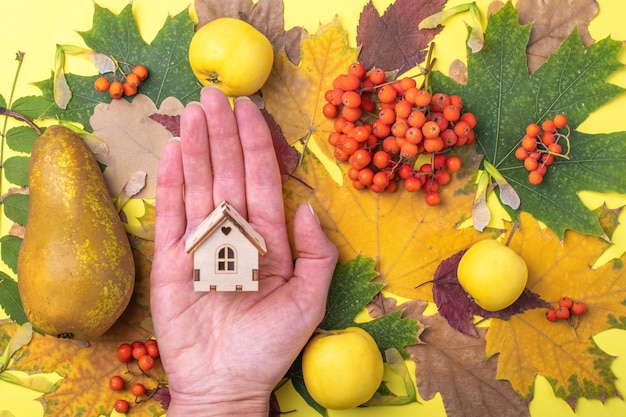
[{"left": 216, "top": 245, "right": 236, "bottom": 273}]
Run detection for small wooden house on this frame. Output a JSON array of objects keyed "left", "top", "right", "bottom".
[{"left": 185, "top": 201, "right": 267, "bottom": 292}]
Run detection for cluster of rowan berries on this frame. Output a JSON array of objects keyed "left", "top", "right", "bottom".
[
  {"left": 109, "top": 339, "right": 162, "bottom": 414},
  {"left": 515, "top": 114, "right": 570, "bottom": 185},
  {"left": 545, "top": 296, "right": 587, "bottom": 323},
  {"left": 322, "top": 62, "right": 476, "bottom": 206},
  {"left": 93, "top": 64, "right": 149, "bottom": 100}
]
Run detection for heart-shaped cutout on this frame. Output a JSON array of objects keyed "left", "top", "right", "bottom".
[{"left": 221, "top": 226, "right": 232, "bottom": 235}]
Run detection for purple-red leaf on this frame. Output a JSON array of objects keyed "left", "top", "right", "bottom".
[
  {"left": 150, "top": 113, "right": 180, "bottom": 137},
  {"left": 261, "top": 109, "right": 300, "bottom": 181},
  {"left": 432, "top": 249, "right": 550, "bottom": 337},
  {"left": 356, "top": 0, "right": 446, "bottom": 74}
]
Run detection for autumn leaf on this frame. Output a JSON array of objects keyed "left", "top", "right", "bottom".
[
  {"left": 430, "top": 3, "right": 626, "bottom": 239},
  {"left": 33, "top": 4, "right": 200, "bottom": 130},
  {"left": 516, "top": 0, "right": 598, "bottom": 72},
  {"left": 432, "top": 248, "right": 550, "bottom": 337},
  {"left": 356, "top": 0, "right": 446, "bottom": 74},
  {"left": 90, "top": 94, "right": 183, "bottom": 199},
  {"left": 485, "top": 212, "right": 626, "bottom": 403},
  {"left": 193, "top": 0, "right": 304, "bottom": 64},
  {"left": 407, "top": 311, "right": 530, "bottom": 417},
  {"left": 283, "top": 144, "right": 498, "bottom": 302},
  {"left": 262, "top": 17, "right": 358, "bottom": 178}
]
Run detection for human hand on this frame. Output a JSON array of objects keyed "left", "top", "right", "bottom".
[{"left": 150, "top": 87, "right": 338, "bottom": 416}]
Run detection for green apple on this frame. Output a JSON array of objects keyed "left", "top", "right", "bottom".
[
  {"left": 302, "top": 327, "right": 384, "bottom": 410},
  {"left": 188, "top": 17, "right": 274, "bottom": 97},
  {"left": 457, "top": 239, "right": 528, "bottom": 311}
]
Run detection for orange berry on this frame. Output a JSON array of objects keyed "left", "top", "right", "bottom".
[
  {"left": 528, "top": 170, "right": 544, "bottom": 185},
  {"left": 368, "top": 67, "right": 386, "bottom": 84},
  {"left": 521, "top": 135, "right": 537, "bottom": 151},
  {"left": 570, "top": 300, "right": 587, "bottom": 316},
  {"left": 525, "top": 123, "right": 541, "bottom": 138},
  {"left": 132, "top": 64, "right": 149, "bottom": 81},
  {"left": 347, "top": 62, "right": 366, "bottom": 79},
  {"left": 553, "top": 113, "right": 568, "bottom": 129},
  {"left": 94, "top": 76, "right": 110, "bottom": 92},
  {"left": 377, "top": 85, "right": 398, "bottom": 103},
  {"left": 108, "top": 81, "right": 124, "bottom": 99},
  {"left": 399, "top": 77, "right": 417, "bottom": 91},
  {"left": 123, "top": 82, "right": 138, "bottom": 97},
  {"left": 423, "top": 136, "right": 444, "bottom": 153},
  {"left": 422, "top": 120, "right": 441, "bottom": 139},
  {"left": 342, "top": 90, "right": 362, "bottom": 108},
  {"left": 125, "top": 72, "right": 140, "bottom": 88},
  {"left": 322, "top": 102, "right": 339, "bottom": 119}
]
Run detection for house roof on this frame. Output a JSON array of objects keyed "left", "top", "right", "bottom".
[{"left": 185, "top": 200, "right": 267, "bottom": 255}]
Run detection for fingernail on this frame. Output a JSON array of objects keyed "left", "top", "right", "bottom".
[
  {"left": 233, "top": 95, "right": 251, "bottom": 104},
  {"left": 304, "top": 202, "right": 320, "bottom": 226},
  {"left": 201, "top": 85, "right": 221, "bottom": 94},
  {"left": 169, "top": 136, "right": 181, "bottom": 142}
]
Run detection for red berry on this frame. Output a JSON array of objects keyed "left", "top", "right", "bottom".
[
  {"left": 545, "top": 308, "right": 558, "bottom": 322},
  {"left": 570, "top": 300, "right": 587, "bottom": 316},
  {"left": 138, "top": 354, "right": 155, "bottom": 371},
  {"left": 555, "top": 306, "right": 571, "bottom": 320},
  {"left": 558, "top": 296, "right": 573, "bottom": 309},
  {"left": 109, "top": 375, "right": 125, "bottom": 391},
  {"left": 114, "top": 399, "right": 130, "bottom": 413},
  {"left": 131, "top": 383, "right": 146, "bottom": 397},
  {"left": 132, "top": 344, "right": 148, "bottom": 360},
  {"left": 116, "top": 343, "right": 133, "bottom": 363}
]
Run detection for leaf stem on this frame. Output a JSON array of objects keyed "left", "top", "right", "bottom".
[
  {"left": 0, "top": 107, "right": 42, "bottom": 136},
  {"left": 1, "top": 51, "right": 28, "bottom": 167}
]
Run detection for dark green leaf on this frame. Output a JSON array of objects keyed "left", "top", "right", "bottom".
[
  {"left": 319, "top": 256, "right": 382, "bottom": 330},
  {"left": 431, "top": 3, "right": 626, "bottom": 239},
  {"left": 2, "top": 193, "right": 29, "bottom": 226},
  {"left": 0, "top": 94, "right": 6, "bottom": 108},
  {"left": 10, "top": 96, "right": 55, "bottom": 126},
  {"left": 0, "top": 271, "right": 27, "bottom": 324},
  {"left": 3, "top": 156, "right": 30, "bottom": 187},
  {"left": 5, "top": 126, "right": 38, "bottom": 154},
  {"left": 31, "top": 5, "right": 201, "bottom": 129},
  {"left": 0, "top": 235, "right": 21, "bottom": 274}
]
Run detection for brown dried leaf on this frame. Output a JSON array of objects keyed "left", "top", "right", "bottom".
[
  {"left": 90, "top": 94, "right": 183, "bottom": 199},
  {"left": 407, "top": 313, "right": 530, "bottom": 417},
  {"left": 356, "top": 0, "right": 446, "bottom": 74},
  {"left": 517, "top": 0, "right": 598, "bottom": 72},
  {"left": 193, "top": 0, "right": 303, "bottom": 63},
  {"left": 448, "top": 59, "right": 468, "bottom": 85}
]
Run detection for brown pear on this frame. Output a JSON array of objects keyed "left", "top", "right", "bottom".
[{"left": 17, "top": 125, "right": 135, "bottom": 340}]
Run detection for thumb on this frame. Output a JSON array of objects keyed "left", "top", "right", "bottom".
[{"left": 291, "top": 203, "right": 338, "bottom": 323}]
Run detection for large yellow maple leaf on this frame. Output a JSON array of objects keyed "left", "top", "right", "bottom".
[{"left": 486, "top": 212, "right": 626, "bottom": 401}]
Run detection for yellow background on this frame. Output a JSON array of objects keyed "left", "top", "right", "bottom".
[{"left": 1, "top": 0, "right": 626, "bottom": 416}]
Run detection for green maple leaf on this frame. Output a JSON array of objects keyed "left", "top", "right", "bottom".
[
  {"left": 288, "top": 255, "right": 419, "bottom": 415},
  {"left": 33, "top": 4, "right": 201, "bottom": 130},
  {"left": 431, "top": 3, "right": 626, "bottom": 239}
]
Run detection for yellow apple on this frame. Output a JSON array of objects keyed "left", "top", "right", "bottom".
[
  {"left": 457, "top": 239, "right": 528, "bottom": 311},
  {"left": 188, "top": 17, "right": 274, "bottom": 97},
  {"left": 301, "top": 326, "right": 384, "bottom": 410}
]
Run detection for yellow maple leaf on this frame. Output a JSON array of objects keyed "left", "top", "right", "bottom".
[
  {"left": 486, "top": 212, "right": 626, "bottom": 400},
  {"left": 262, "top": 17, "right": 359, "bottom": 179},
  {"left": 283, "top": 145, "right": 494, "bottom": 301}
]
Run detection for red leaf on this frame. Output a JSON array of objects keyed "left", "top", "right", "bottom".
[
  {"left": 356, "top": 0, "right": 446, "bottom": 74},
  {"left": 432, "top": 249, "right": 551, "bottom": 337},
  {"left": 261, "top": 109, "right": 299, "bottom": 181},
  {"left": 150, "top": 113, "right": 180, "bottom": 137}
]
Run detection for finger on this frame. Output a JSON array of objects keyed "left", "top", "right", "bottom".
[
  {"left": 234, "top": 96, "right": 293, "bottom": 276},
  {"left": 180, "top": 101, "right": 214, "bottom": 232},
  {"left": 290, "top": 203, "right": 338, "bottom": 324},
  {"left": 200, "top": 87, "right": 247, "bottom": 216},
  {"left": 154, "top": 138, "right": 186, "bottom": 250}
]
